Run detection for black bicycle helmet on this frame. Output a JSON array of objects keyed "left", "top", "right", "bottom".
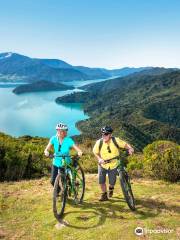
[{"left": 101, "top": 126, "right": 113, "bottom": 134}]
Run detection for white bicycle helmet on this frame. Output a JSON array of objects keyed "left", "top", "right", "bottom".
[{"left": 56, "top": 123, "right": 68, "bottom": 131}]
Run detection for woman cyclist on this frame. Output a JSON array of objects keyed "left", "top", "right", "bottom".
[{"left": 44, "top": 123, "right": 83, "bottom": 187}]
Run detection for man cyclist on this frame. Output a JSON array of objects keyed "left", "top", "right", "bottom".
[
  {"left": 44, "top": 123, "right": 83, "bottom": 187},
  {"left": 93, "top": 126, "right": 134, "bottom": 201}
]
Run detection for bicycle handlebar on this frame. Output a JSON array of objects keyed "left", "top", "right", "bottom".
[
  {"left": 102, "top": 150, "right": 133, "bottom": 164},
  {"left": 49, "top": 153, "right": 80, "bottom": 159},
  {"left": 103, "top": 156, "right": 119, "bottom": 164}
]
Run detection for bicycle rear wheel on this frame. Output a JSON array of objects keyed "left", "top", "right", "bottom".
[
  {"left": 53, "top": 173, "right": 67, "bottom": 220},
  {"left": 119, "top": 170, "right": 135, "bottom": 211},
  {"left": 73, "top": 164, "right": 85, "bottom": 204}
]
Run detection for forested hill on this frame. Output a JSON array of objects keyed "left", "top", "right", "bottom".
[
  {"left": 56, "top": 70, "right": 180, "bottom": 150},
  {"left": 79, "top": 67, "right": 179, "bottom": 94},
  {"left": 12, "top": 80, "right": 74, "bottom": 94}
]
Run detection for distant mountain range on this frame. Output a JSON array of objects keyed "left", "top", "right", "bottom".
[
  {"left": 1, "top": 52, "right": 176, "bottom": 83},
  {"left": 0, "top": 52, "right": 87, "bottom": 82}
]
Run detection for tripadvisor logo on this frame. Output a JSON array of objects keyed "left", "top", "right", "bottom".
[
  {"left": 135, "top": 227, "right": 144, "bottom": 236},
  {"left": 135, "top": 226, "right": 174, "bottom": 236}
]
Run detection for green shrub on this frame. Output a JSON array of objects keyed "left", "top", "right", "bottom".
[
  {"left": 143, "top": 140, "right": 180, "bottom": 182},
  {"left": 0, "top": 133, "right": 50, "bottom": 181},
  {"left": 127, "top": 153, "right": 144, "bottom": 177},
  {"left": 80, "top": 154, "right": 97, "bottom": 173}
]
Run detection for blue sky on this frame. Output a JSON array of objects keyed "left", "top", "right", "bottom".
[{"left": 0, "top": 0, "right": 180, "bottom": 68}]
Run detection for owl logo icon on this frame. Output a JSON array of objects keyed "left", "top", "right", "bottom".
[{"left": 135, "top": 227, "right": 144, "bottom": 236}]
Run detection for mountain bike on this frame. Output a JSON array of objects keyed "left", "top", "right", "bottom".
[
  {"left": 49, "top": 154, "right": 85, "bottom": 220},
  {"left": 104, "top": 156, "right": 136, "bottom": 211}
]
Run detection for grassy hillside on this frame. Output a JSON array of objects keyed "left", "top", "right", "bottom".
[{"left": 1, "top": 175, "right": 179, "bottom": 240}]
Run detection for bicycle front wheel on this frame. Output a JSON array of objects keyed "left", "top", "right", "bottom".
[
  {"left": 119, "top": 170, "right": 135, "bottom": 211},
  {"left": 53, "top": 173, "right": 67, "bottom": 220},
  {"left": 73, "top": 164, "right": 85, "bottom": 204}
]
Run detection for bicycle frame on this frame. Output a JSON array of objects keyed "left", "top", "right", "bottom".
[{"left": 56, "top": 155, "right": 84, "bottom": 198}]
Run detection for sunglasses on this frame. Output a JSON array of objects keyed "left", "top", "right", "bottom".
[
  {"left": 58, "top": 144, "right": 61, "bottom": 152},
  {"left": 102, "top": 133, "right": 110, "bottom": 136},
  {"left": 107, "top": 146, "right": 111, "bottom": 153}
]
